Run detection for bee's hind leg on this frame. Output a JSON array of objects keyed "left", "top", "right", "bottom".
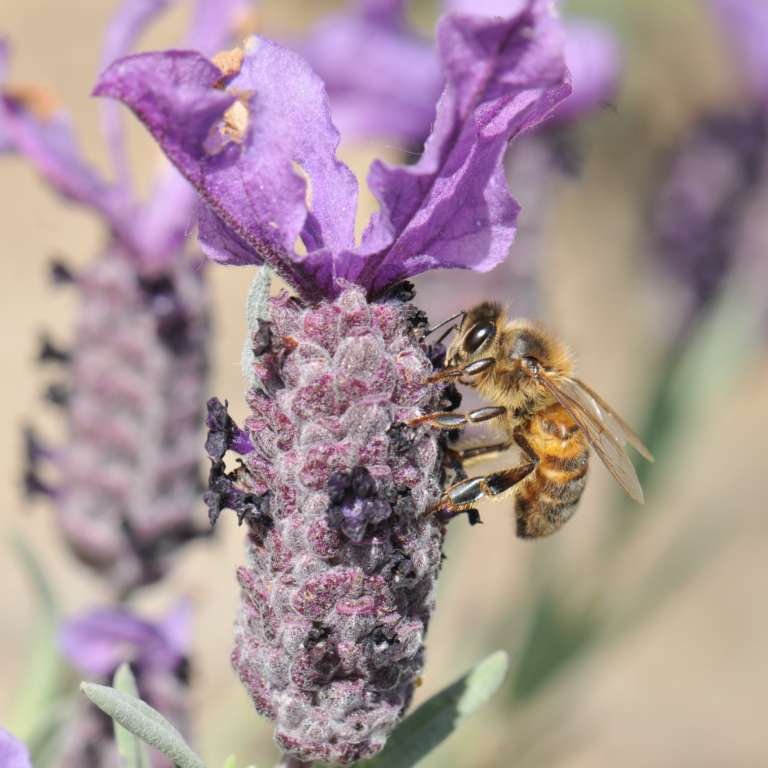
[{"left": 433, "top": 462, "right": 536, "bottom": 523}]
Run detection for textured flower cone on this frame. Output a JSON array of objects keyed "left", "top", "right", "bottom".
[
  {"left": 217, "top": 286, "right": 451, "bottom": 764},
  {"left": 48, "top": 247, "right": 209, "bottom": 595}
]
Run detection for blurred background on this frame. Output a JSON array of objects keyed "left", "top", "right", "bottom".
[{"left": 1, "top": 1, "right": 767, "bottom": 766}]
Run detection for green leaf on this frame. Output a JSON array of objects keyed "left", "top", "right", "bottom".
[
  {"left": 8, "top": 536, "right": 65, "bottom": 764},
  {"left": 361, "top": 651, "right": 509, "bottom": 768},
  {"left": 222, "top": 758, "right": 237, "bottom": 768},
  {"left": 80, "top": 682, "right": 206, "bottom": 768},
  {"left": 112, "top": 664, "right": 151, "bottom": 768}
]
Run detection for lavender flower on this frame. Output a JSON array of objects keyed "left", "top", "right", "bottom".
[
  {"left": 0, "top": 729, "right": 32, "bottom": 768},
  {"left": 652, "top": 110, "right": 767, "bottom": 330},
  {"left": 95, "top": 2, "right": 569, "bottom": 762},
  {"left": 652, "top": 1, "right": 768, "bottom": 335},
  {"left": 1, "top": 0, "right": 247, "bottom": 595},
  {"left": 58, "top": 603, "right": 190, "bottom": 768}
]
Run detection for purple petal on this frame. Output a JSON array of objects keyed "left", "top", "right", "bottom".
[
  {"left": 550, "top": 20, "right": 621, "bottom": 123},
  {"left": 101, "top": 0, "right": 174, "bottom": 191},
  {"left": 0, "top": 89, "right": 127, "bottom": 224},
  {"left": 95, "top": 40, "right": 358, "bottom": 302},
  {"left": 184, "top": 0, "right": 252, "bottom": 54},
  {"left": 0, "top": 729, "right": 31, "bottom": 768},
  {"left": 342, "top": 3, "right": 570, "bottom": 295},
  {"left": 59, "top": 607, "right": 183, "bottom": 678},
  {"left": 709, "top": 0, "right": 768, "bottom": 106},
  {"left": 301, "top": 12, "right": 442, "bottom": 143},
  {"left": 134, "top": 167, "right": 196, "bottom": 259},
  {"left": 158, "top": 599, "right": 192, "bottom": 657},
  {"left": 360, "top": 0, "right": 407, "bottom": 27}
]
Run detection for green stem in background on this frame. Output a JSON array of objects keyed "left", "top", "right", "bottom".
[
  {"left": 604, "top": 279, "right": 759, "bottom": 551},
  {"left": 275, "top": 757, "right": 312, "bottom": 768},
  {"left": 7, "top": 536, "right": 65, "bottom": 766}
]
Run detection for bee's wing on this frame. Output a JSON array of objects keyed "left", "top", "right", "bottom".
[
  {"left": 570, "top": 377, "right": 654, "bottom": 462},
  {"left": 537, "top": 374, "right": 646, "bottom": 503}
]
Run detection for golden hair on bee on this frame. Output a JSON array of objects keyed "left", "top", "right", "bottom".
[{"left": 415, "top": 302, "right": 653, "bottom": 538}]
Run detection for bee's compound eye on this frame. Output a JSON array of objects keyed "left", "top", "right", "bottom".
[{"left": 464, "top": 321, "right": 495, "bottom": 354}]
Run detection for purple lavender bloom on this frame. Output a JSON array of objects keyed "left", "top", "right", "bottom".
[
  {"left": 2, "top": 0, "right": 246, "bottom": 595},
  {"left": 95, "top": 2, "right": 569, "bottom": 762},
  {"left": 709, "top": 0, "right": 768, "bottom": 107},
  {"left": 653, "top": 2, "right": 768, "bottom": 334},
  {"left": 301, "top": 0, "right": 620, "bottom": 144},
  {"left": 58, "top": 603, "right": 190, "bottom": 768},
  {"left": 653, "top": 111, "right": 767, "bottom": 331},
  {"left": 0, "top": 729, "right": 32, "bottom": 768}
]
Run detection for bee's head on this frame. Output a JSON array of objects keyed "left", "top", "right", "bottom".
[{"left": 445, "top": 302, "right": 503, "bottom": 369}]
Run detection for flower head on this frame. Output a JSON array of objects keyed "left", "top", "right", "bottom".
[
  {"left": 58, "top": 603, "right": 191, "bottom": 768},
  {"left": 3, "top": 0, "right": 247, "bottom": 594},
  {"left": 94, "top": 1, "right": 570, "bottom": 762},
  {"left": 0, "top": 729, "right": 31, "bottom": 768}
]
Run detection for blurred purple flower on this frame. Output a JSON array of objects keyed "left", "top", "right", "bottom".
[
  {"left": 3, "top": 0, "right": 247, "bottom": 595},
  {"left": 653, "top": 111, "right": 766, "bottom": 331},
  {"left": 95, "top": 2, "right": 569, "bottom": 762},
  {"left": 301, "top": 0, "right": 620, "bottom": 144},
  {"left": 0, "top": 729, "right": 31, "bottom": 768},
  {"left": 58, "top": 603, "right": 191, "bottom": 768},
  {"left": 709, "top": 0, "right": 768, "bottom": 107},
  {"left": 653, "top": 2, "right": 768, "bottom": 334}
]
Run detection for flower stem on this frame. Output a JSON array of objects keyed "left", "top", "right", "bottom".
[{"left": 276, "top": 756, "right": 312, "bottom": 768}]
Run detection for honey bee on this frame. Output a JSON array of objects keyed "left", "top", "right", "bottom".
[{"left": 412, "top": 302, "right": 653, "bottom": 538}]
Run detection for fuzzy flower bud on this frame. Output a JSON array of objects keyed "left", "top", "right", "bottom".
[
  {"left": 50, "top": 248, "right": 209, "bottom": 594},
  {"left": 216, "top": 286, "right": 445, "bottom": 764}
]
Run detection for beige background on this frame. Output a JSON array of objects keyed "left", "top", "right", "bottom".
[{"left": 2, "top": 1, "right": 767, "bottom": 766}]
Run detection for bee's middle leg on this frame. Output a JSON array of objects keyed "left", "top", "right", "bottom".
[
  {"left": 407, "top": 406, "right": 506, "bottom": 430},
  {"left": 433, "top": 462, "right": 536, "bottom": 523}
]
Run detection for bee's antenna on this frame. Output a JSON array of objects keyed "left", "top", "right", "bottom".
[{"left": 424, "top": 311, "right": 465, "bottom": 339}]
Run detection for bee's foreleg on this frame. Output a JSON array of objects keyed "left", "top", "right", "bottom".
[
  {"left": 407, "top": 406, "right": 506, "bottom": 430},
  {"left": 433, "top": 462, "right": 536, "bottom": 521},
  {"left": 427, "top": 357, "right": 496, "bottom": 383}
]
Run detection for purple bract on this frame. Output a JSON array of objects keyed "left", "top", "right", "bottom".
[
  {"left": 94, "top": 1, "right": 570, "bottom": 301},
  {"left": 0, "top": 729, "right": 31, "bottom": 768}
]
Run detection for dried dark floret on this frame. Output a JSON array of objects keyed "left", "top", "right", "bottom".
[
  {"left": 205, "top": 397, "right": 254, "bottom": 461},
  {"left": 49, "top": 258, "right": 76, "bottom": 285},
  {"left": 45, "top": 383, "right": 70, "bottom": 407},
  {"left": 38, "top": 335, "right": 71, "bottom": 364}
]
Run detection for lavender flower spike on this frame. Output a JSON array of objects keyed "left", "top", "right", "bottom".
[
  {"left": 2, "top": 0, "right": 246, "bottom": 595},
  {"left": 0, "top": 729, "right": 32, "bottom": 768},
  {"left": 58, "top": 603, "right": 191, "bottom": 768},
  {"left": 96, "top": 2, "right": 569, "bottom": 763}
]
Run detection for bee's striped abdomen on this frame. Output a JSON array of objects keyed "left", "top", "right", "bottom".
[{"left": 515, "top": 404, "right": 589, "bottom": 538}]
